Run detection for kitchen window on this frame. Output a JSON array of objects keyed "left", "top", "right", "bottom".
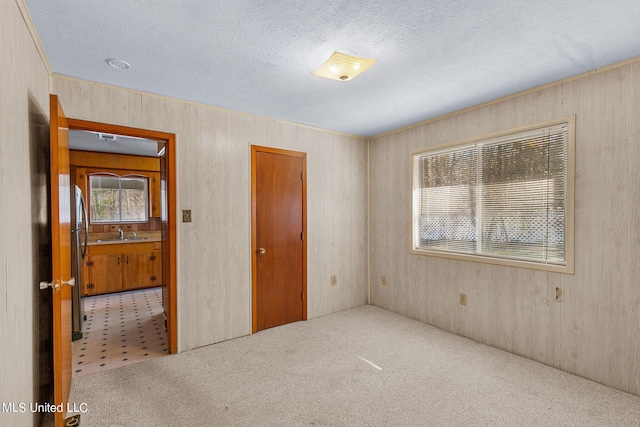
[
  {"left": 89, "top": 174, "right": 149, "bottom": 223},
  {"left": 411, "top": 117, "right": 574, "bottom": 273}
]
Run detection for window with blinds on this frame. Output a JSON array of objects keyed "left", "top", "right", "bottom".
[{"left": 412, "top": 118, "right": 574, "bottom": 272}]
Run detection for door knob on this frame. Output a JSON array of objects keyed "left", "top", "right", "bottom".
[
  {"left": 258, "top": 248, "right": 266, "bottom": 255},
  {"left": 39, "top": 278, "right": 76, "bottom": 290}
]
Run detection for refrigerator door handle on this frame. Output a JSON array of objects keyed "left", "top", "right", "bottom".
[{"left": 80, "top": 191, "right": 88, "bottom": 259}]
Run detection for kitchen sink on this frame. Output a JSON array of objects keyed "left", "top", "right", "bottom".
[{"left": 93, "top": 237, "right": 149, "bottom": 243}]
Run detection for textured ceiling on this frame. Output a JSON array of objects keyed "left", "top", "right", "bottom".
[{"left": 24, "top": 0, "right": 640, "bottom": 137}]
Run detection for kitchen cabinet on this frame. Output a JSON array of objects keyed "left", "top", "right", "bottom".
[
  {"left": 82, "top": 244, "right": 123, "bottom": 296},
  {"left": 122, "top": 248, "right": 162, "bottom": 289},
  {"left": 152, "top": 246, "right": 163, "bottom": 287},
  {"left": 83, "top": 252, "right": 122, "bottom": 295},
  {"left": 83, "top": 242, "right": 162, "bottom": 296},
  {"left": 150, "top": 172, "right": 161, "bottom": 218}
]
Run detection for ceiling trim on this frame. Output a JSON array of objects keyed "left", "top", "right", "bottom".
[
  {"left": 52, "top": 73, "right": 370, "bottom": 142},
  {"left": 371, "top": 55, "right": 640, "bottom": 141},
  {"left": 15, "top": 0, "right": 52, "bottom": 76}
]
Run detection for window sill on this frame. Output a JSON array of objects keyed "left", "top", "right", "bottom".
[{"left": 409, "top": 247, "right": 574, "bottom": 274}]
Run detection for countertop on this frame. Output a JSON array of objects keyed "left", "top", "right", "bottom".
[{"left": 85, "top": 231, "right": 162, "bottom": 246}]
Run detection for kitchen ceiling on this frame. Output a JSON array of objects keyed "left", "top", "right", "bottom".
[
  {"left": 68, "top": 130, "right": 160, "bottom": 157},
  {"left": 23, "top": 0, "right": 640, "bottom": 137}
]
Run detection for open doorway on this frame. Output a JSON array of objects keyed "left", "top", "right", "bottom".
[{"left": 66, "top": 119, "right": 177, "bottom": 377}]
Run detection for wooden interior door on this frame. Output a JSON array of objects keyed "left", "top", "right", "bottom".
[
  {"left": 159, "top": 141, "right": 170, "bottom": 331},
  {"left": 50, "top": 94, "right": 73, "bottom": 427},
  {"left": 252, "top": 146, "right": 307, "bottom": 332}
]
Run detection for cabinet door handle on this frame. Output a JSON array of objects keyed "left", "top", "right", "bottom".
[{"left": 117, "top": 257, "right": 120, "bottom": 265}]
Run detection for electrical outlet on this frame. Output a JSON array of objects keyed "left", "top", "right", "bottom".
[
  {"left": 331, "top": 275, "right": 337, "bottom": 286},
  {"left": 182, "top": 210, "right": 192, "bottom": 223},
  {"left": 459, "top": 294, "right": 467, "bottom": 305},
  {"left": 555, "top": 287, "right": 564, "bottom": 302},
  {"left": 381, "top": 276, "right": 387, "bottom": 286}
]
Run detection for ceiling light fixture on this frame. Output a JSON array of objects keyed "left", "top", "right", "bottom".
[
  {"left": 106, "top": 59, "right": 131, "bottom": 70},
  {"left": 97, "top": 133, "right": 117, "bottom": 142},
  {"left": 313, "top": 51, "right": 376, "bottom": 82}
]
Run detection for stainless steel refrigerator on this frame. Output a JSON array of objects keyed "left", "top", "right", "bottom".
[{"left": 71, "top": 184, "right": 88, "bottom": 341}]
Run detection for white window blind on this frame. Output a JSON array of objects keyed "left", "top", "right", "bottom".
[{"left": 413, "top": 121, "right": 570, "bottom": 268}]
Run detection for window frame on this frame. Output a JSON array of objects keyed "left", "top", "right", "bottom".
[
  {"left": 87, "top": 170, "right": 150, "bottom": 225},
  {"left": 410, "top": 116, "right": 575, "bottom": 274}
]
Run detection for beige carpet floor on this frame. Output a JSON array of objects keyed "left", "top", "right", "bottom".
[{"left": 65, "top": 305, "right": 640, "bottom": 426}]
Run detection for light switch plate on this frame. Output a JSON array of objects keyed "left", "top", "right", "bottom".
[{"left": 182, "top": 210, "right": 192, "bottom": 223}]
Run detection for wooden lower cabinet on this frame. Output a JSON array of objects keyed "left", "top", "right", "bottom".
[
  {"left": 152, "top": 249, "right": 162, "bottom": 287},
  {"left": 83, "top": 242, "right": 162, "bottom": 296},
  {"left": 123, "top": 250, "right": 163, "bottom": 290},
  {"left": 87, "top": 253, "right": 123, "bottom": 295}
]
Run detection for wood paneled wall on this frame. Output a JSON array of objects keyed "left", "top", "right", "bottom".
[
  {"left": 1, "top": 0, "right": 52, "bottom": 425},
  {"left": 10, "top": 0, "right": 638, "bottom": 407},
  {"left": 370, "top": 60, "right": 640, "bottom": 396},
  {"left": 52, "top": 76, "right": 369, "bottom": 351}
]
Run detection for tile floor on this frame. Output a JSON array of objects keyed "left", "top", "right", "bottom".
[{"left": 72, "top": 287, "right": 168, "bottom": 377}]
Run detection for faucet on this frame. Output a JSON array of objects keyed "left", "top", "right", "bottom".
[
  {"left": 118, "top": 227, "right": 124, "bottom": 241},
  {"left": 132, "top": 232, "right": 137, "bottom": 240}
]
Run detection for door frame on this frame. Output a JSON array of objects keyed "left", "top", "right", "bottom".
[
  {"left": 66, "top": 118, "right": 178, "bottom": 353},
  {"left": 251, "top": 145, "right": 307, "bottom": 333}
]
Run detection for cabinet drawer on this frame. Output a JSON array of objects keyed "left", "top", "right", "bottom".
[
  {"left": 87, "top": 243, "right": 123, "bottom": 256},
  {"left": 121, "top": 242, "right": 154, "bottom": 253}
]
